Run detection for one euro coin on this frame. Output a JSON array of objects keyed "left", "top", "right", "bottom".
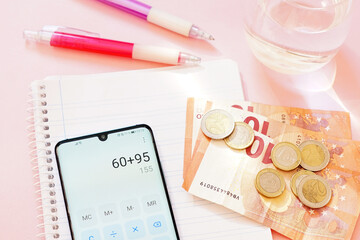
[
  {"left": 271, "top": 142, "right": 301, "bottom": 171},
  {"left": 290, "top": 170, "right": 316, "bottom": 197},
  {"left": 299, "top": 140, "right": 330, "bottom": 172},
  {"left": 255, "top": 168, "right": 285, "bottom": 198},
  {"left": 297, "top": 175, "right": 332, "bottom": 208},
  {"left": 224, "top": 122, "right": 255, "bottom": 150},
  {"left": 201, "top": 109, "right": 235, "bottom": 140}
]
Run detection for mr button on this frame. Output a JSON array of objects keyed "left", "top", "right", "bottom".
[{"left": 142, "top": 195, "right": 161, "bottom": 213}]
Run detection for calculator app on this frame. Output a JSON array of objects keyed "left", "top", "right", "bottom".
[{"left": 56, "top": 126, "right": 178, "bottom": 240}]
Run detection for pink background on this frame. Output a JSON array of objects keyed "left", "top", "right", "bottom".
[{"left": 1, "top": 0, "right": 359, "bottom": 239}]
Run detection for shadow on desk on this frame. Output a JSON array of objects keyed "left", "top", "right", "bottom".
[{"left": 256, "top": 47, "right": 360, "bottom": 141}]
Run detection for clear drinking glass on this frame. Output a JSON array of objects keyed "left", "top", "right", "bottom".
[{"left": 243, "top": 0, "right": 353, "bottom": 78}]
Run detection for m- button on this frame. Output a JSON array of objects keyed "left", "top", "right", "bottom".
[{"left": 120, "top": 199, "right": 140, "bottom": 218}]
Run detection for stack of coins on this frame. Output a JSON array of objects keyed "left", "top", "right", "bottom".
[
  {"left": 297, "top": 175, "right": 332, "bottom": 208},
  {"left": 290, "top": 170, "right": 315, "bottom": 197},
  {"left": 201, "top": 109, "right": 255, "bottom": 150},
  {"left": 200, "top": 109, "right": 333, "bottom": 209},
  {"left": 256, "top": 140, "right": 332, "bottom": 209}
]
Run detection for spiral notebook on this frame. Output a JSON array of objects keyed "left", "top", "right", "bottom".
[{"left": 29, "top": 59, "right": 272, "bottom": 240}]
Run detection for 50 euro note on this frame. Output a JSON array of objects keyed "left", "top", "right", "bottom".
[
  {"left": 182, "top": 102, "right": 360, "bottom": 240},
  {"left": 183, "top": 98, "right": 352, "bottom": 177}
]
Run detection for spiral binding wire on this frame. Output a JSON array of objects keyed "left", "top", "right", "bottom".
[{"left": 28, "top": 84, "right": 60, "bottom": 239}]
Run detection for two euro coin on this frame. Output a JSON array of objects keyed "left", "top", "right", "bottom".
[
  {"left": 271, "top": 142, "right": 301, "bottom": 171},
  {"left": 299, "top": 140, "right": 330, "bottom": 172},
  {"left": 255, "top": 168, "right": 285, "bottom": 198},
  {"left": 201, "top": 109, "right": 255, "bottom": 149},
  {"left": 290, "top": 170, "right": 316, "bottom": 197},
  {"left": 224, "top": 122, "right": 255, "bottom": 150},
  {"left": 271, "top": 140, "right": 330, "bottom": 172},
  {"left": 297, "top": 175, "right": 332, "bottom": 208},
  {"left": 201, "top": 109, "right": 235, "bottom": 140}
]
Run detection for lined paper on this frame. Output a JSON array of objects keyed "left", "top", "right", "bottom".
[{"left": 33, "top": 59, "right": 272, "bottom": 239}]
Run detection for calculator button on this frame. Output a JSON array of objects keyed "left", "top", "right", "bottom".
[
  {"left": 103, "top": 224, "right": 124, "bottom": 240},
  {"left": 78, "top": 208, "right": 97, "bottom": 228},
  {"left": 147, "top": 215, "right": 167, "bottom": 235},
  {"left": 142, "top": 194, "right": 161, "bottom": 213},
  {"left": 120, "top": 199, "right": 140, "bottom": 218},
  {"left": 124, "top": 219, "right": 146, "bottom": 239},
  {"left": 81, "top": 229, "right": 101, "bottom": 240},
  {"left": 99, "top": 203, "right": 119, "bottom": 222}
]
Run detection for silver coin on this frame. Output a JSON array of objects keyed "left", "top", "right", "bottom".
[{"left": 201, "top": 109, "right": 235, "bottom": 139}]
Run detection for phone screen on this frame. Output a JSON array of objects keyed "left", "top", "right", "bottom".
[{"left": 55, "top": 125, "right": 179, "bottom": 240}]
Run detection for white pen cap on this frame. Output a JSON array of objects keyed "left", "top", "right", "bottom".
[{"left": 23, "top": 30, "right": 53, "bottom": 44}]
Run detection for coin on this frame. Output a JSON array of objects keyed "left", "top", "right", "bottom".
[
  {"left": 299, "top": 140, "right": 330, "bottom": 171},
  {"left": 224, "top": 122, "right": 255, "bottom": 150},
  {"left": 201, "top": 109, "right": 235, "bottom": 140},
  {"left": 290, "top": 170, "right": 316, "bottom": 197},
  {"left": 255, "top": 168, "right": 285, "bottom": 198},
  {"left": 297, "top": 175, "right": 332, "bottom": 208},
  {"left": 271, "top": 142, "right": 301, "bottom": 171}
]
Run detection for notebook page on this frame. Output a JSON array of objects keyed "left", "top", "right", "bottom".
[{"left": 36, "top": 59, "right": 272, "bottom": 239}]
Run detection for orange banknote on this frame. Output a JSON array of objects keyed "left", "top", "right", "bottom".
[
  {"left": 183, "top": 101, "right": 360, "bottom": 240},
  {"left": 183, "top": 98, "right": 352, "bottom": 177}
]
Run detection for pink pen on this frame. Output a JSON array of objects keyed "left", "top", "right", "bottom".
[
  {"left": 96, "top": 0, "right": 214, "bottom": 40},
  {"left": 23, "top": 26, "right": 201, "bottom": 65}
]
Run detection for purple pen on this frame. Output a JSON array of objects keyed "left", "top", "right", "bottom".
[{"left": 96, "top": 0, "right": 215, "bottom": 40}]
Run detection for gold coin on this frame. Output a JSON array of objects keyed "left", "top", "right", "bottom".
[
  {"left": 255, "top": 168, "right": 285, "bottom": 198},
  {"left": 271, "top": 142, "right": 301, "bottom": 171},
  {"left": 297, "top": 175, "right": 332, "bottom": 208},
  {"left": 299, "top": 140, "right": 330, "bottom": 171},
  {"left": 201, "top": 109, "right": 235, "bottom": 140},
  {"left": 290, "top": 170, "right": 316, "bottom": 197},
  {"left": 224, "top": 122, "right": 255, "bottom": 150}
]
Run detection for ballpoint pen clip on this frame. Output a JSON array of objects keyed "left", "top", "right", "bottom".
[{"left": 42, "top": 25, "right": 101, "bottom": 37}]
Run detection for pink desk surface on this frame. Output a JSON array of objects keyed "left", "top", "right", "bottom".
[{"left": 1, "top": 0, "right": 359, "bottom": 239}]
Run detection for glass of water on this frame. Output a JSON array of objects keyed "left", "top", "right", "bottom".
[{"left": 243, "top": 0, "right": 353, "bottom": 81}]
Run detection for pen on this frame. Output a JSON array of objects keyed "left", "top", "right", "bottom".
[
  {"left": 23, "top": 26, "right": 201, "bottom": 65},
  {"left": 96, "top": 0, "right": 215, "bottom": 40}
]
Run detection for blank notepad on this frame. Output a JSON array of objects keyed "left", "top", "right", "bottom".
[{"left": 29, "top": 59, "right": 272, "bottom": 240}]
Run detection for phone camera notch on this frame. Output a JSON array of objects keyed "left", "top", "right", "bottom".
[{"left": 98, "top": 134, "right": 108, "bottom": 141}]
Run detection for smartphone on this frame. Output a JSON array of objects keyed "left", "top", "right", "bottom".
[{"left": 55, "top": 125, "right": 180, "bottom": 240}]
